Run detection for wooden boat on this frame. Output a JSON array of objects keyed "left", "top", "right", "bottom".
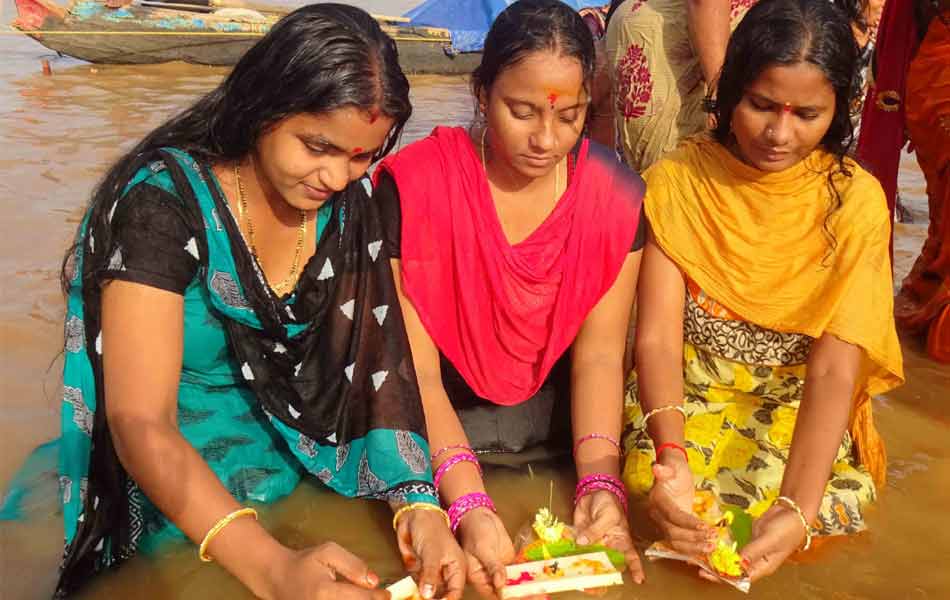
[{"left": 10, "top": 0, "right": 482, "bottom": 73}]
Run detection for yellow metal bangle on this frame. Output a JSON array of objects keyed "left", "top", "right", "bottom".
[
  {"left": 641, "top": 404, "right": 687, "bottom": 425},
  {"left": 392, "top": 502, "right": 451, "bottom": 532},
  {"left": 775, "top": 496, "right": 814, "bottom": 552},
  {"left": 199, "top": 507, "right": 258, "bottom": 563}
]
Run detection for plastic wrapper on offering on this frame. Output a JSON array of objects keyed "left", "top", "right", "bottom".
[
  {"left": 644, "top": 490, "right": 752, "bottom": 593},
  {"left": 513, "top": 508, "right": 626, "bottom": 568},
  {"left": 501, "top": 552, "right": 623, "bottom": 599}
]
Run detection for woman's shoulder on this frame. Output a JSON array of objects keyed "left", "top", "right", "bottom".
[{"left": 835, "top": 158, "right": 890, "bottom": 231}]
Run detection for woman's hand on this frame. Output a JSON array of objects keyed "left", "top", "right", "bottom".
[
  {"left": 573, "top": 489, "right": 645, "bottom": 583},
  {"left": 456, "top": 508, "right": 515, "bottom": 599},
  {"left": 735, "top": 504, "right": 808, "bottom": 582},
  {"left": 395, "top": 507, "right": 467, "bottom": 600},
  {"left": 647, "top": 452, "right": 717, "bottom": 555},
  {"left": 266, "top": 542, "right": 389, "bottom": 600}
]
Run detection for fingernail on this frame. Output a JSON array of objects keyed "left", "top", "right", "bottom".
[
  {"left": 366, "top": 572, "right": 379, "bottom": 586},
  {"left": 577, "top": 536, "right": 589, "bottom": 545},
  {"left": 421, "top": 583, "right": 435, "bottom": 599},
  {"left": 741, "top": 558, "right": 751, "bottom": 568}
]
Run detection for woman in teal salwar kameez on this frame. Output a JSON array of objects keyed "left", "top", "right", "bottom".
[{"left": 48, "top": 5, "right": 465, "bottom": 599}]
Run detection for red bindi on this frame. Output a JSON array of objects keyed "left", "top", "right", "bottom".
[
  {"left": 352, "top": 147, "right": 364, "bottom": 155},
  {"left": 782, "top": 102, "right": 793, "bottom": 113},
  {"left": 547, "top": 92, "right": 558, "bottom": 108}
]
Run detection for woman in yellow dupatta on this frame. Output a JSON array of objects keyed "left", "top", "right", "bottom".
[
  {"left": 895, "top": 5, "right": 950, "bottom": 363},
  {"left": 625, "top": 0, "right": 903, "bottom": 583}
]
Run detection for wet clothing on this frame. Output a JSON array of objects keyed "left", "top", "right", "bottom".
[
  {"left": 623, "top": 137, "right": 904, "bottom": 538},
  {"left": 55, "top": 148, "right": 435, "bottom": 596}
]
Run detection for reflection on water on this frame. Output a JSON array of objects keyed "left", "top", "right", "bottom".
[{"left": 1, "top": 4, "right": 948, "bottom": 598}]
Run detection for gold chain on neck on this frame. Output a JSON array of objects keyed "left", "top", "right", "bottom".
[{"left": 234, "top": 164, "right": 307, "bottom": 296}]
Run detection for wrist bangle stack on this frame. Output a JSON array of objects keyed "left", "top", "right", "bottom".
[
  {"left": 573, "top": 433, "right": 622, "bottom": 458},
  {"left": 431, "top": 444, "right": 474, "bottom": 463},
  {"left": 447, "top": 492, "right": 496, "bottom": 533},
  {"left": 641, "top": 404, "right": 687, "bottom": 426},
  {"left": 574, "top": 474, "right": 628, "bottom": 514},
  {"left": 654, "top": 441, "right": 689, "bottom": 463},
  {"left": 775, "top": 495, "right": 814, "bottom": 551},
  {"left": 199, "top": 507, "right": 258, "bottom": 563},
  {"left": 433, "top": 451, "right": 482, "bottom": 491},
  {"left": 391, "top": 502, "right": 451, "bottom": 532}
]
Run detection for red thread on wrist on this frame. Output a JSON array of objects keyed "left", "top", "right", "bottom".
[{"left": 655, "top": 442, "right": 689, "bottom": 463}]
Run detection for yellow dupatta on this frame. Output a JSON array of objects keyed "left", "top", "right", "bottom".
[{"left": 645, "top": 137, "right": 904, "bottom": 486}]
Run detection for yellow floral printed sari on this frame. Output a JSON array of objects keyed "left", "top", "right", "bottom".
[{"left": 624, "top": 137, "right": 904, "bottom": 539}]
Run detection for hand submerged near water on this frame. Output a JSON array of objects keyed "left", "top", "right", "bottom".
[
  {"left": 647, "top": 458, "right": 718, "bottom": 556},
  {"left": 734, "top": 504, "right": 809, "bottom": 582},
  {"left": 456, "top": 507, "right": 517, "bottom": 600},
  {"left": 267, "top": 542, "right": 389, "bottom": 600},
  {"left": 395, "top": 507, "right": 467, "bottom": 600},
  {"left": 573, "top": 489, "right": 646, "bottom": 583}
]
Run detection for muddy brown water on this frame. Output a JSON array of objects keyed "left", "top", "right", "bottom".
[{"left": 1, "top": 2, "right": 948, "bottom": 598}]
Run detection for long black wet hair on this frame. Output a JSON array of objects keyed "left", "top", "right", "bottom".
[
  {"left": 471, "top": 0, "right": 596, "bottom": 116},
  {"left": 62, "top": 3, "right": 411, "bottom": 291},
  {"left": 712, "top": 0, "right": 859, "bottom": 256}
]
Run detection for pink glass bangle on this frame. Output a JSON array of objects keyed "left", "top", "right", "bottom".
[
  {"left": 447, "top": 492, "right": 496, "bottom": 533},
  {"left": 575, "top": 474, "right": 628, "bottom": 513},
  {"left": 573, "top": 433, "right": 621, "bottom": 458},
  {"left": 431, "top": 444, "right": 474, "bottom": 463},
  {"left": 433, "top": 451, "right": 481, "bottom": 491}
]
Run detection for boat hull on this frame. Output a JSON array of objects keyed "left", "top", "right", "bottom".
[{"left": 12, "top": 0, "right": 482, "bottom": 73}]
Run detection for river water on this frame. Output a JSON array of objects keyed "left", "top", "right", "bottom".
[{"left": 1, "top": 1, "right": 948, "bottom": 598}]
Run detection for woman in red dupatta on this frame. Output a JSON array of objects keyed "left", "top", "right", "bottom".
[{"left": 375, "top": 0, "right": 647, "bottom": 595}]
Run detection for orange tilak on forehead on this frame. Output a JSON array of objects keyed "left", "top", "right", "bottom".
[
  {"left": 545, "top": 88, "right": 567, "bottom": 108},
  {"left": 782, "top": 102, "right": 794, "bottom": 113}
]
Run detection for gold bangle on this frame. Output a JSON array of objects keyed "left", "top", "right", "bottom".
[
  {"left": 199, "top": 507, "right": 258, "bottom": 563},
  {"left": 392, "top": 502, "right": 451, "bottom": 532},
  {"left": 775, "top": 496, "right": 814, "bottom": 552},
  {"left": 641, "top": 404, "right": 687, "bottom": 425}
]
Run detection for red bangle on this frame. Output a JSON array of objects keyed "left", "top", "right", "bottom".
[{"left": 655, "top": 442, "right": 689, "bottom": 463}]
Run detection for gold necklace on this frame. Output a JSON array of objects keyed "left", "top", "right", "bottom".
[
  {"left": 234, "top": 164, "right": 307, "bottom": 295},
  {"left": 480, "top": 126, "right": 560, "bottom": 207}
]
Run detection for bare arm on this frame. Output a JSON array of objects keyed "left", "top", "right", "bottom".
[
  {"left": 389, "top": 260, "right": 484, "bottom": 503},
  {"left": 101, "top": 281, "right": 288, "bottom": 599},
  {"left": 687, "top": 0, "right": 733, "bottom": 91},
  {"left": 571, "top": 251, "right": 641, "bottom": 478},
  {"left": 633, "top": 233, "right": 686, "bottom": 449},
  {"left": 780, "top": 333, "right": 862, "bottom": 522}
]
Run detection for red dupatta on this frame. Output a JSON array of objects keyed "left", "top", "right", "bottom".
[
  {"left": 856, "top": 0, "right": 918, "bottom": 234},
  {"left": 377, "top": 126, "right": 643, "bottom": 405}
]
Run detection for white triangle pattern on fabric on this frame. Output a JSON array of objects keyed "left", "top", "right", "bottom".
[
  {"left": 288, "top": 404, "right": 301, "bottom": 419},
  {"left": 339, "top": 299, "right": 355, "bottom": 320},
  {"left": 371, "top": 370, "right": 388, "bottom": 391},
  {"left": 273, "top": 342, "right": 287, "bottom": 354},
  {"left": 294, "top": 362, "right": 303, "bottom": 377},
  {"left": 241, "top": 362, "right": 254, "bottom": 380},
  {"left": 95, "top": 332, "right": 102, "bottom": 355},
  {"left": 327, "top": 432, "right": 337, "bottom": 444},
  {"left": 285, "top": 305, "right": 296, "bottom": 321},
  {"left": 360, "top": 177, "right": 373, "bottom": 197},
  {"left": 108, "top": 201, "right": 118, "bottom": 224},
  {"left": 184, "top": 237, "right": 199, "bottom": 260},
  {"left": 317, "top": 258, "right": 334, "bottom": 280},
  {"left": 367, "top": 240, "right": 382, "bottom": 262},
  {"left": 345, "top": 362, "right": 355, "bottom": 382},
  {"left": 372, "top": 305, "right": 389, "bottom": 326}
]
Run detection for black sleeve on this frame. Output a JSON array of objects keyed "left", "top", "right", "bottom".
[
  {"left": 375, "top": 171, "right": 402, "bottom": 259},
  {"left": 96, "top": 182, "right": 199, "bottom": 294},
  {"left": 631, "top": 203, "right": 649, "bottom": 252}
]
